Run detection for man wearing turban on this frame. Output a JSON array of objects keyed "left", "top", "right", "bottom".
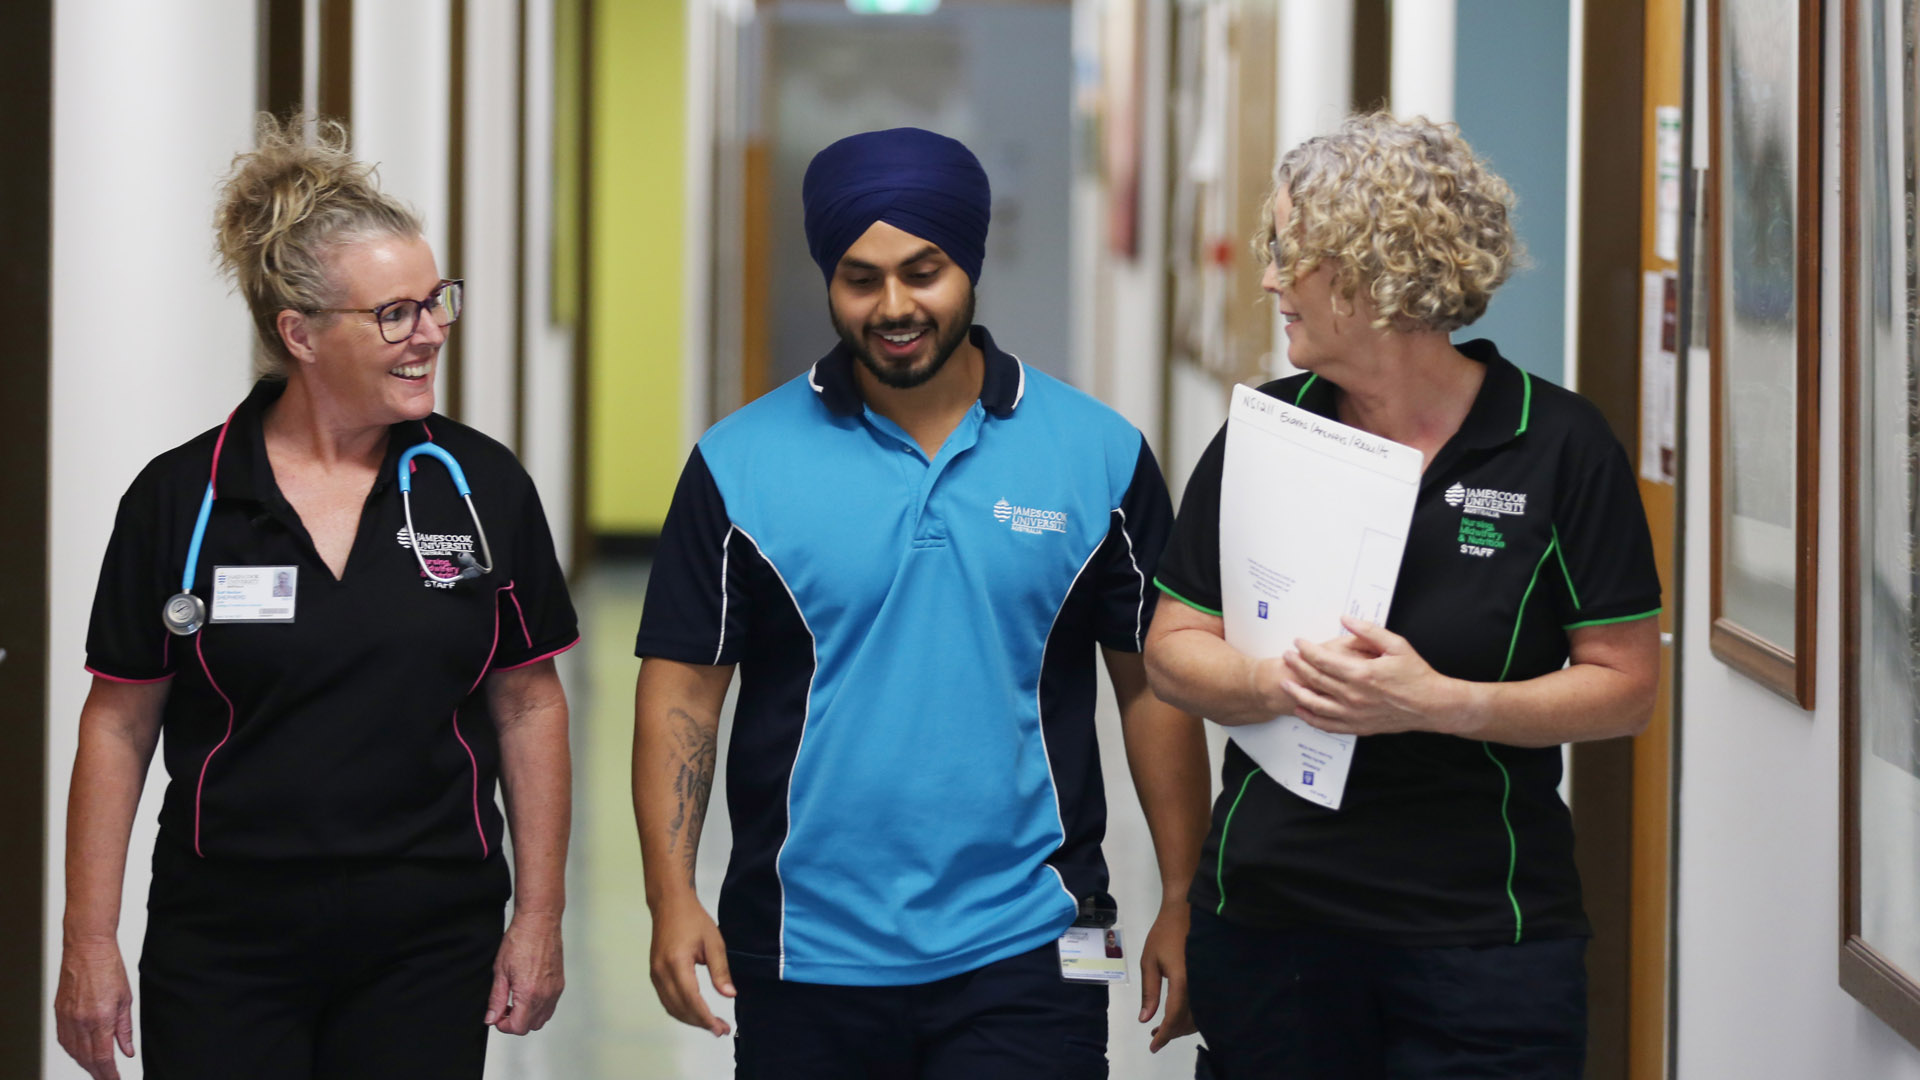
[{"left": 631, "top": 128, "right": 1210, "bottom": 1078}]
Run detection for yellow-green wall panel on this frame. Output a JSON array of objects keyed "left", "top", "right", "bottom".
[{"left": 588, "top": 0, "right": 684, "bottom": 535}]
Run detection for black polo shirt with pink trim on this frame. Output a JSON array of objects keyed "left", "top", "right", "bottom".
[
  {"left": 1155, "top": 340, "right": 1662, "bottom": 946},
  {"left": 84, "top": 378, "right": 577, "bottom": 861}
]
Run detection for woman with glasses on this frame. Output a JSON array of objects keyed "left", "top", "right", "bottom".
[
  {"left": 55, "top": 115, "right": 578, "bottom": 1080},
  {"left": 1145, "top": 113, "right": 1662, "bottom": 1078}
]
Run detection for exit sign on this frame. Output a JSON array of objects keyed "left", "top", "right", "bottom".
[{"left": 847, "top": 0, "right": 941, "bottom": 12}]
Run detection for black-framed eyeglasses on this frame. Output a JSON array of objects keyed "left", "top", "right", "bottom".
[
  {"left": 311, "top": 279, "right": 463, "bottom": 344},
  {"left": 1265, "top": 236, "right": 1283, "bottom": 267}
]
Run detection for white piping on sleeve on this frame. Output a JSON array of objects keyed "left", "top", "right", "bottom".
[
  {"left": 715, "top": 524, "right": 737, "bottom": 665},
  {"left": 1113, "top": 507, "right": 1147, "bottom": 650}
]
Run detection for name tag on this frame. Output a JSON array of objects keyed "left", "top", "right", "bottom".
[
  {"left": 1057, "top": 925, "right": 1129, "bottom": 984},
  {"left": 209, "top": 565, "right": 298, "bottom": 623}
]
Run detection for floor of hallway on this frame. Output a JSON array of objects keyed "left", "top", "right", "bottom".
[{"left": 483, "top": 559, "right": 1204, "bottom": 1080}]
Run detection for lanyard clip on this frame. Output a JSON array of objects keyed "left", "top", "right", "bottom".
[{"left": 1073, "top": 891, "right": 1119, "bottom": 929}]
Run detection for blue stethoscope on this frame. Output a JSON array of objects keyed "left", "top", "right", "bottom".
[{"left": 161, "top": 441, "right": 495, "bottom": 636}]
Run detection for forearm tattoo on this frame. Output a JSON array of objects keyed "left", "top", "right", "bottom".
[{"left": 666, "top": 708, "right": 718, "bottom": 883}]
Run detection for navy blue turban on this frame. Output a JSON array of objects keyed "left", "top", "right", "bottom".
[{"left": 802, "top": 128, "right": 992, "bottom": 284}]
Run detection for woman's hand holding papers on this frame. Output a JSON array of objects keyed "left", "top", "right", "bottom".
[{"left": 1281, "top": 616, "right": 1469, "bottom": 737}]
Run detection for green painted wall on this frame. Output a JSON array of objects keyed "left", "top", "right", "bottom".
[{"left": 588, "top": 0, "right": 684, "bottom": 535}]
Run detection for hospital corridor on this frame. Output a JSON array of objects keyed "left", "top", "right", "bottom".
[{"left": 13, "top": 0, "right": 1920, "bottom": 1078}]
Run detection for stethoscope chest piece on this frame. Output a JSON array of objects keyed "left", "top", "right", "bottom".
[{"left": 163, "top": 591, "right": 207, "bottom": 636}]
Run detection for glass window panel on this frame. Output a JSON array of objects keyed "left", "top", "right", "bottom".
[
  {"left": 1717, "top": 0, "right": 1801, "bottom": 649},
  {"left": 1858, "top": 0, "right": 1920, "bottom": 978}
]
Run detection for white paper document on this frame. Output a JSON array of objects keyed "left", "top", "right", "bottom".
[{"left": 1219, "top": 385, "right": 1422, "bottom": 809}]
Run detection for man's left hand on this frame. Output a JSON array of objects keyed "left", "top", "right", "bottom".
[{"left": 1137, "top": 900, "right": 1196, "bottom": 1053}]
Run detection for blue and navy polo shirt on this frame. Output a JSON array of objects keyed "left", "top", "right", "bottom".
[{"left": 635, "top": 326, "right": 1172, "bottom": 986}]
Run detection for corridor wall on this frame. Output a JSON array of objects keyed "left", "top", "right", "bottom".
[
  {"left": 40, "top": 4, "right": 259, "bottom": 1075},
  {"left": 39, "top": 4, "right": 583, "bottom": 1074},
  {"left": 1673, "top": 0, "right": 1920, "bottom": 1072}
]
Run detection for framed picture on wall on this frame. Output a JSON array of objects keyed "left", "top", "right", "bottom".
[
  {"left": 1705, "top": 0, "right": 1823, "bottom": 708},
  {"left": 1841, "top": 0, "right": 1920, "bottom": 1050}
]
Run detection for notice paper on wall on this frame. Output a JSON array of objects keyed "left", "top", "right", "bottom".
[
  {"left": 1639, "top": 269, "right": 1679, "bottom": 484},
  {"left": 1219, "top": 384, "right": 1422, "bottom": 809}
]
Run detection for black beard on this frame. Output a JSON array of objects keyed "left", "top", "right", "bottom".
[{"left": 831, "top": 288, "right": 977, "bottom": 390}]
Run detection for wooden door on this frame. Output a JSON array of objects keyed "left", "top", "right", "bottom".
[{"left": 1570, "top": 0, "right": 1686, "bottom": 1076}]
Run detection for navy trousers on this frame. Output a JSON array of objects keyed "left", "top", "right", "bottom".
[
  {"left": 732, "top": 941, "right": 1110, "bottom": 1079},
  {"left": 1186, "top": 905, "right": 1586, "bottom": 1080}
]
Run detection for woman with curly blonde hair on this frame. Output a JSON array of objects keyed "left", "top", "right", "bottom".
[
  {"left": 55, "top": 116, "right": 576, "bottom": 1079},
  {"left": 1144, "top": 113, "right": 1662, "bottom": 1077}
]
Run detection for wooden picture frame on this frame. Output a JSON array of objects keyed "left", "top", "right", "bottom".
[
  {"left": 1840, "top": 0, "right": 1920, "bottom": 1049},
  {"left": 1705, "top": 0, "right": 1823, "bottom": 708}
]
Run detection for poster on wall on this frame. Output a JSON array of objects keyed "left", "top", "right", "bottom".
[
  {"left": 1841, "top": 0, "right": 1920, "bottom": 1052},
  {"left": 1706, "top": 0, "right": 1821, "bottom": 708},
  {"left": 1639, "top": 270, "right": 1679, "bottom": 484}
]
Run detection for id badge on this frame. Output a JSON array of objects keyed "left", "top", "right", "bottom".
[
  {"left": 209, "top": 566, "right": 298, "bottom": 623},
  {"left": 1057, "top": 925, "right": 1129, "bottom": 984}
]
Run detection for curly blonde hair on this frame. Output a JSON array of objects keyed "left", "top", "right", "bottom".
[
  {"left": 1258, "top": 112, "right": 1521, "bottom": 333},
  {"left": 214, "top": 115, "right": 423, "bottom": 378}
]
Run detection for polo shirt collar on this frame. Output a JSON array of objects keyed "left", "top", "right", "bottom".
[
  {"left": 212, "top": 377, "right": 437, "bottom": 503},
  {"left": 808, "top": 325, "right": 1027, "bottom": 420},
  {"left": 1291, "top": 338, "right": 1531, "bottom": 451}
]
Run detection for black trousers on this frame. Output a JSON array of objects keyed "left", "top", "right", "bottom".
[
  {"left": 139, "top": 840, "right": 511, "bottom": 1080},
  {"left": 1186, "top": 906, "right": 1586, "bottom": 1080},
  {"left": 733, "top": 941, "right": 1110, "bottom": 1079}
]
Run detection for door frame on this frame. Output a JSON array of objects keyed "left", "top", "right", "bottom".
[{"left": 1568, "top": 0, "right": 1689, "bottom": 1076}]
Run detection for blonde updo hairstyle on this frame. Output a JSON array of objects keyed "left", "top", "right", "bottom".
[
  {"left": 1261, "top": 112, "right": 1521, "bottom": 333},
  {"left": 214, "top": 115, "right": 424, "bottom": 378}
]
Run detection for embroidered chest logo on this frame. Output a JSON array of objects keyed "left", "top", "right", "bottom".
[
  {"left": 1446, "top": 481, "right": 1528, "bottom": 519},
  {"left": 993, "top": 498, "right": 1068, "bottom": 536},
  {"left": 396, "top": 526, "right": 475, "bottom": 589}
]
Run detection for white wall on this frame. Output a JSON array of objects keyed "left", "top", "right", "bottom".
[
  {"left": 1389, "top": 0, "right": 1455, "bottom": 122},
  {"left": 353, "top": 2, "right": 453, "bottom": 265},
  {"left": 458, "top": 0, "right": 524, "bottom": 445},
  {"left": 1672, "top": 0, "right": 1920, "bottom": 1072},
  {"left": 42, "top": 3, "right": 260, "bottom": 1076},
  {"left": 520, "top": 0, "right": 576, "bottom": 569}
]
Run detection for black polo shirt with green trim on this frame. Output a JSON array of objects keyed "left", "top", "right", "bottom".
[{"left": 1155, "top": 339, "right": 1661, "bottom": 946}]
